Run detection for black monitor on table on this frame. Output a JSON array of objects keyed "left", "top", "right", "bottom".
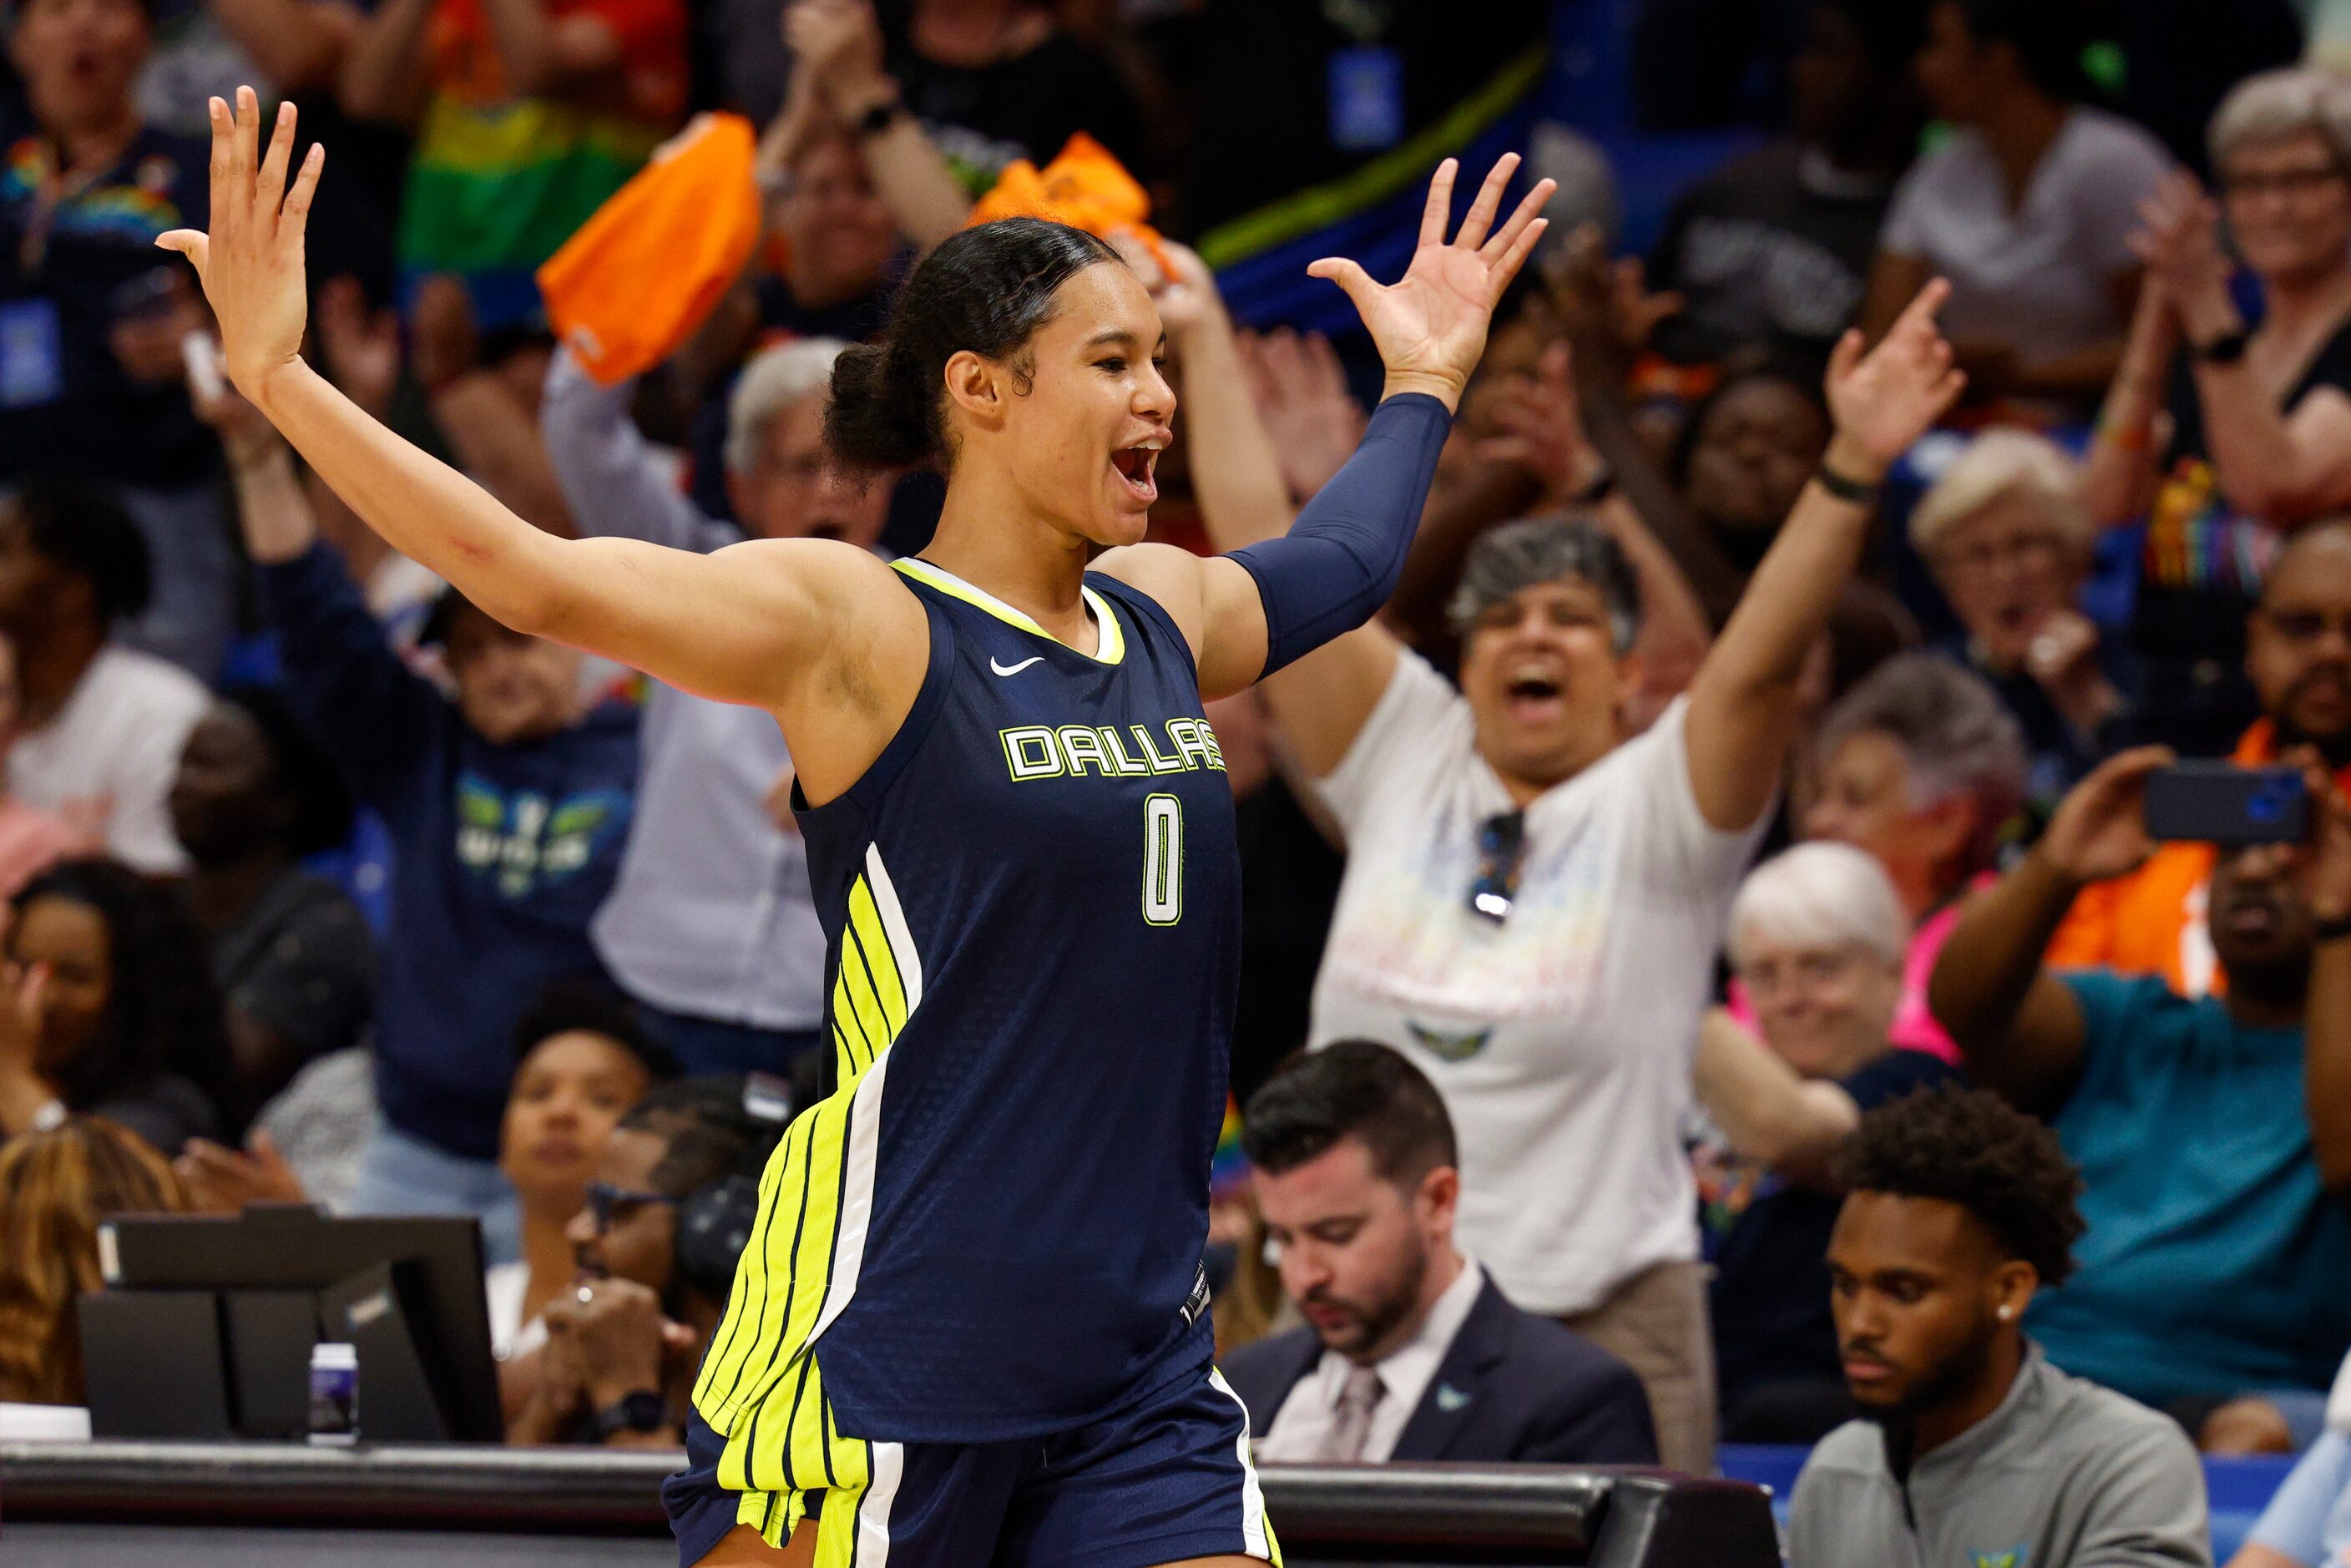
[{"left": 82, "top": 1205, "right": 501, "bottom": 1444}]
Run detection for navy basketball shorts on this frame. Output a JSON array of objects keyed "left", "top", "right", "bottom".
[{"left": 665, "top": 1361, "right": 1281, "bottom": 1568}]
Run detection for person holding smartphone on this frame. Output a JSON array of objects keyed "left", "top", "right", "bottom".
[
  {"left": 2046, "top": 520, "right": 2351, "bottom": 998},
  {"left": 1927, "top": 747, "right": 2351, "bottom": 1444}
]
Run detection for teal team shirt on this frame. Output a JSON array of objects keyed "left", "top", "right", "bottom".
[{"left": 2028, "top": 971, "right": 2351, "bottom": 1407}]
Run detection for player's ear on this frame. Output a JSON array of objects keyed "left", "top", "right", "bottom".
[{"left": 943, "top": 350, "right": 1007, "bottom": 433}]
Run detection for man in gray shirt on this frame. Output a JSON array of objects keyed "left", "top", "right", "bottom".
[
  {"left": 541, "top": 339, "right": 888, "bottom": 1075},
  {"left": 1788, "top": 1085, "right": 2209, "bottom": 1568}
]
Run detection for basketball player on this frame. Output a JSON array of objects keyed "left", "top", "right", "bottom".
[{"left": 164, "top": 89, "right": 1956, "bottom": 1567}]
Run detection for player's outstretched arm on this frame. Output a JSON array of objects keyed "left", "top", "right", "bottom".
[
  {"left": 1105, "top": 156, "right": 1552, "bottom": 759},
  {"left": 159, "top": 90, "right": 902, "bottom": 724}
]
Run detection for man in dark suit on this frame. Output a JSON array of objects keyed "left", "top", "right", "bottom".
[{"left": 1226, "top": 1041, "right": 1658, "bottom": 1466}]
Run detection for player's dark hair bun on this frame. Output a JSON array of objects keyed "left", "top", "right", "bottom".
[{"left": 826, "top": 218, "right": 1122, "bottom": 472}]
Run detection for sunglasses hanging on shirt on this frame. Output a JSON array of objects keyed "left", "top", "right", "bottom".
[{"left": 1468, "top": 810, "right": 1527, "bottom": 924}]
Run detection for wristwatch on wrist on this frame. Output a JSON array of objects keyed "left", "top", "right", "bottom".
[
  {"left": 593, "top": 1389, "right": 668, "bottom": 1439},
  {"left": 1814, "top": 458, "right": 1881, "bottom": 505},
  {"left": 2192, "top": 328, "right": 2251, "bottom": 366}
]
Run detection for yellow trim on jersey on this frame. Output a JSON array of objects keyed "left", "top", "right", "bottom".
[
  {"left": 693, "top": 846, "right": 924, "bottom": 1546},
  {"left": 892, "top": 556, "right": 1127, "bottom": 665},
  {"left": 720, "top": 1361, "right": 900, "bottom": 1563}
]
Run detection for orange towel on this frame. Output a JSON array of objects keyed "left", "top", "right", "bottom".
[
  {"left": 537, "top": 113, "right": 760, "bottom": 387},
  {"left": 967, "top": 132, "right": 1171, "bottom": 273}
]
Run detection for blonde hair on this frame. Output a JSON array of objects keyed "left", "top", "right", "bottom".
[
  {"left": 1909, "top": 428, "right": 2091, "bottom": 561},
  {"left": 2210, "top": 67, "right": 2351, "bottom": 172},
  {"left": 1211, "top": 1203, "right": 1289, "bottom": 1362},
  {"left": 0, "top": 1117, "right": 187, "bottom": 1404},
  {"left": 1728, "top": 842, "right": 1910, "bottom": 973}
]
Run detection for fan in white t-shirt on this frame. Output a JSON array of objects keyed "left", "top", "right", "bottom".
[{"left": 1190, "top": 277, "right": 1969, "bottom": 1475}]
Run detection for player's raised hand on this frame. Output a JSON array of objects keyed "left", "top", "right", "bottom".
[
  {"left": 1823, "top": 278, "right": 1965, "bottom": 476},
  {"left": 1309, "top": 154, "right": 1555, "bottom": 409},
  {"left": 155, "top": 87, "right": 324, "bottom": 407}
]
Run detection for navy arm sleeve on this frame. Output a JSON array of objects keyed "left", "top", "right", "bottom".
[{"left": 1227, "top": 391, "right": 1452, "bottom": 678}]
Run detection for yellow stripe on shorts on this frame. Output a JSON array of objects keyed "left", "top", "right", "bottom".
[{"left": 693, "top": 851, "right": 923, "bottom": 1555}]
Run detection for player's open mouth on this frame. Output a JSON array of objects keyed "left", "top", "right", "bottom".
[{"left": 1111, "top": 445, "right": 1159, "bottom": 505}]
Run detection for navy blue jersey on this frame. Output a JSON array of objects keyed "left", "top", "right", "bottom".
[{"left": 691, "top": 557, "right": 1240, "bottom": 1469}]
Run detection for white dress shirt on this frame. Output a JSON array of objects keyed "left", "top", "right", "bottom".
[{"left": 1256, "top": 1257, "right": 1487, "bottom": 1463}]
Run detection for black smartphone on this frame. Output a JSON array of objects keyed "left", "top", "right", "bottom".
[{"left": 2141, "top": 761, "right": 2308, "bottom": 846}]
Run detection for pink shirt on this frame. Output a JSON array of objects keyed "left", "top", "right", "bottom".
[
  {"left": 0, "top": 797, "right": 89, "bottom": 902},
  {"left": 1727, "top": 895, "right": 1970, "bottom": 1067}
]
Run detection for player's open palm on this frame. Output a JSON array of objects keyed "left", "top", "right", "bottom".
[
  {"left": 157, "top": 88, "right": 324, "bottom": 404},
  {"left": 1823, "top": 278, "right": 1965, "bottom": 469},
  {"left": 1311, "top": 154, "right": 1557, "bottom": 400},
  {"left": 2040, "top": 746, "right": 2176, "bottom": 885}
]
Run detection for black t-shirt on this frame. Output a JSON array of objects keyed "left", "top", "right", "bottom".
[
  {"left": 882, "top": 25, "right": 1145, "bottom": 193},
  {"left": 2131, "top": 318, "right": 2351, "bottom": 755},
  {"left": 213, "top": 869, "right": 378, "bottom": 1100},
  {"left": 1701, "top": 1046, "right": 1959, "bottom": 1416},
  {"left": 134, "top": 0, "right": 411, "bottom": 303},
  {"left": 1649, "top": 142, "right": 1893, "bottom": 370},
  {"left": 1228, "top": 775, "right": 1343, "bottom": 1106},
  {"left": 753, "top": 276, "right": 897, "bottom": 346},
  {"left": 0, "top": 112, "right": 215, "bottom": 487},
  {"left": 1939, "top": 632, "right": 2142, "bottom": 821},
  {"left": 89, "top": 1071, "right": 220, "bottom": 1154}
]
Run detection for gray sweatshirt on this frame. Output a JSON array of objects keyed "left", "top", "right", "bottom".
[{"left": 1787, "top": 1344, "right": 2210, "bottom": 1568}]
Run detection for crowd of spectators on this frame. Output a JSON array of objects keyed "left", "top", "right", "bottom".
[{"left": 19, "top": 0, "right": 2351, "bottom": 1560}]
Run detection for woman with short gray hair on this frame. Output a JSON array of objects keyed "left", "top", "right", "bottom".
[
  {"left": 1912, "top": 429, "right": 2132, "bottom": 807},
  {"left": 2083, "top": 64, "right": 2351, "bottom": 756},
  {"left": 1693, "top": 842, "right": 1959, "bottom": 1442},
  {"left": 1782, "top": 652, "right": 2027, "bottom": 1065}
]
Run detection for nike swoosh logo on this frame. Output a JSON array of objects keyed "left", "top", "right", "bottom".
[{"left": 990, "top": 655, "right": 1044, "bottom": 676}]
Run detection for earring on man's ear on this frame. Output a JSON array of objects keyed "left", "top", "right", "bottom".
[{"left": 1997, "top": 1305, "right": 2014, "bottom": 1321}]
